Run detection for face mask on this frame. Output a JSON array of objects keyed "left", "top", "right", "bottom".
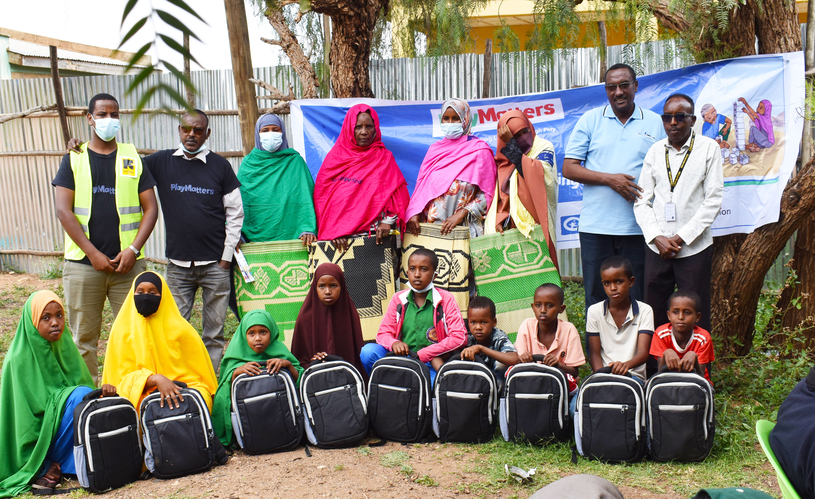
[
  {"left": 515, "top": 132, "right": 534, "bottom": 154},
  {"left": 408, "top": 281, "right": 435, "bottom": 294},
  {"left": 182, "top": 143, "right": 207, "bottom": 155},
  {"left": 440, "top": 123, "right": 464, "bottom": 140},
  {"left": 259, "top": 131, "right": 284, "bottom": 152},
  {"left": 134, "top": 294, "right": 161, "bottom": 318},
  {"left": 92, "top": 118, "right": 120, "bottom": 142}
]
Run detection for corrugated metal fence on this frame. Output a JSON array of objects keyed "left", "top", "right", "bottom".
[{"left": 0, "top": 39, "right": 795, "bottom": 281}]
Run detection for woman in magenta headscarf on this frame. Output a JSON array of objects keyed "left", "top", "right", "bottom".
[
  {"left": 739, "top": 97, "right": 775, "bottom": 152},
  {"left": 405, "top": 98, "right": 497, "bottom": 238},
  {"left": 314, "top": 104, "right": 410, "bottom": 250}
]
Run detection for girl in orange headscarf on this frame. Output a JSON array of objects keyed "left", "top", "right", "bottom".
[{"left": 489, "top": 110, "right": 559, "bottom": 270}]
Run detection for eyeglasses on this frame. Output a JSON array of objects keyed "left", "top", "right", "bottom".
[
  {"left": 180, "top": 126, "right": 207, "bottom": 135},
  {"left": 605, "top": 81, "right": 634, "bottom": 91},
  {"left": 660, "top": 113, "right": 692, "bottom": 123}
]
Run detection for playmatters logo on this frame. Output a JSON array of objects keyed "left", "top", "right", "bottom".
[{"left": 430, "top": 99, "right": 564, "bottom": 136}]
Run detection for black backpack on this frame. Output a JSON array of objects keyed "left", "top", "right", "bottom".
[
  {"left": 575, "top": 369, "right": 647, "bottom": 462},
  {"left": 140, "top": 382, "right": 226, "bottom": 479},
  {"left": 368, "top": 351, "right": 433, "bottom": 442},
  {"left": 231, "top": 369, "right": 303, "bottom": 454},
  {"left": 433, "top": 359, "right": 498, "bottom": 443},
  {"left": 500, "top": 355, "right": 571, "bottom": 444},
  {"left": 73, "top": 389, "right": 142, "bottom": 492},
  {"left": 299, "top": 356, "right": 368, "bottom": 448},
  {"left": 646, "top": 371, "right": 715, "bottom": 462}
]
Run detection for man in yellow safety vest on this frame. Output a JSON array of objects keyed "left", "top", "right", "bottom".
[{"left": 52, "top": 93, "right": 159, "bottom": 383}]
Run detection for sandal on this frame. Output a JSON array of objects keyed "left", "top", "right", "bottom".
[{"left": 32, "top": 462, "right": 61, "bottom": 491}]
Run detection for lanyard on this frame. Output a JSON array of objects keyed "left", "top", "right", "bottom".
[{"left": 664, "top": 131, "right": 695, "bottom": 193}]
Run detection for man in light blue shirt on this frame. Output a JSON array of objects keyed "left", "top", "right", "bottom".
[{"left": 563, "top": 63, "right": 666, "bottom": 309}]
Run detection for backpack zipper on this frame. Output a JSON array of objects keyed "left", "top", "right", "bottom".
[
  {"left": 506, "top": 370, "right": 566, "bottom": 430},
  {"left": 369, "top": 363, "right": 425, "bottom": 419},
  {"left": 435, "top": 367, "right": 496, "bottom": 424},
  {"left": 97, "top": 425, "right": 132, "bottom": 438},
  {"left": 84, "top": 403, "right": 140, "bottom": 473},
  {"left": 578, "top": 378, "right": 644, "bottom": 440}
]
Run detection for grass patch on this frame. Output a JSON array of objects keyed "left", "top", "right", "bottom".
[
  {"left": 380, "top": 450, "right": 410, "bottom": 469},
  {"left": 334, "top": 464, "right": 344, "bottom": 471},
  {"left": 357, "top": 447, "right": 372, "bottom": 456},
  {"left": 414, "top": 475, "right": 439, "bottom": 486}
]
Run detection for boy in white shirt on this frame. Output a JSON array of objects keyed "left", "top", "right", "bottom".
[{"left": 586, "top": 256, "right": 654, "bottom": 383}]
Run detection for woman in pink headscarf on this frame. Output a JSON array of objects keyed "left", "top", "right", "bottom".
[
  {"left": 314, "top": 104, "right": 410, "bottom": 250},
  {"left": 739, "top": 97, "right": 775, "bottom": 152},
  {"left": 405, "top": 98, "right": 497, "bottom": 238}
]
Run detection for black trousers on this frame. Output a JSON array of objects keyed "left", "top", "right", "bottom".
[{"left": 644, "top": 244, "right": 713, "bottom": 333}]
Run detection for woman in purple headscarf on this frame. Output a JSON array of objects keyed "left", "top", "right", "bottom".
[{"left": 739, "top": 97, "right": 775, "bottom": 152}]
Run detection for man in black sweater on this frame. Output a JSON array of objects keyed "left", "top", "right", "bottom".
[{"left": 142, "top": 110, "right": 243, "bottom": 371}]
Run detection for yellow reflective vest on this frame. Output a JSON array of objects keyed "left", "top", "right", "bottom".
[{"left": 64, "top": 143, "right": 144, "bottom": 261}]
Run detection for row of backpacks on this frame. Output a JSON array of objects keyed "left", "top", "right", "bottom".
[
  {"left": 72, "top": 381, "right": 228, "bottom": 493},
  {"left": 69, "top": 352, "right": 715, "bottom": 493}
]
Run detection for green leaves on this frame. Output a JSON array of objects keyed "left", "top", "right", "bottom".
[{"left": 117, "top": 0, "right": 207, "bottom": 118}]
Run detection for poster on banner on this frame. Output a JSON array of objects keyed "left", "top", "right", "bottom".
[{"left": 290, "top": 52, "right": 804, "bottom": 250}]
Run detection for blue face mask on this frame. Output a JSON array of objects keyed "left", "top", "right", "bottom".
[
  {"left": 259, "top": 131, "right": 284, "bottom": 152},
  {"left": 182, "top": 143, "right": 207, "bottom": 155},
  {"left": 92, "top": 118, "right": 120, "bottom": 142},
  {"left": 440, "top": 123, "right": 464, "bottom": 140}
]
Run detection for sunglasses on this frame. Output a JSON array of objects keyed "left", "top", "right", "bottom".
[
  {"left": 604, "top": 81, "right": 634, "bottom": 91},
  {"left": 660, "top": 113, "right": 693, "bottom": 123}
]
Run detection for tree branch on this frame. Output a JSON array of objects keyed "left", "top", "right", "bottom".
[
  {"left": 263, "top": 8, "right": 320, "bottom": 98},
  {"left": 261, "top": 37, "right": 284, "bottom": 47},
  {"left": 250, "top": 78, "right": 296, "bottom": 101}
]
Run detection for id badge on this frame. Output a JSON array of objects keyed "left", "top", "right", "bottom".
[{"left": 665, "top": 202, "right": 677, "bottom": 222}]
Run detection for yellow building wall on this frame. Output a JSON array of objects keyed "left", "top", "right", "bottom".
[{"left": 470, "top": 20, "right": 641, "bottom": 53}]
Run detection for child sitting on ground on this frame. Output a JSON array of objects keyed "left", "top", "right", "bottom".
[
  {"left": 515, "top": 283, "right": 585, "bottom": 414},
  {"left": 649, "top": 290, "right": 714, "bottom": 383},
  {"left": 587, "top": 256, "right": 654, "bottom": 383},
  {"left": 212, "top": 309, "right": 304, "bottom": 448},
  {"left": 359, "top": 248, "right": 467, "bottom": 385},
  {"left": 292, "top": 263, "right": 366, "bottom": 375},
  {"left": 458, "top": 296, "right": 519, "bottom": 379}
]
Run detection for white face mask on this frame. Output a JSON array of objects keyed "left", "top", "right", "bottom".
[
  {"left": 440, "top": 123, "right": 464, "bottom": 140},
  {"left": 408, "top": 281, "right": 435, "bottom": 294},
  {"left": 182, "top": 143, "right": 207, "bottom": 155},
  {"left": 92, "top": 117, "right": 120, "bottom": 142},
  {"left": 259, "top": 131, "right": 284, "bottom": 152}
]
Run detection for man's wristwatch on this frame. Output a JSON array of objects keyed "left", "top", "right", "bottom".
[{"left": 128, "top": 245, "right": 141, "bottom": 258}]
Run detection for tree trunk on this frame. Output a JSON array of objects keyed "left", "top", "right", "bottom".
[
  {"left": 771, "top": 0, "right": 815, "bottom": 346},
  {"left": 712, "top": 155, "right": 815, "bottom": 354},
  {"left": 702, "top": 0, "right": 803, "bottom": 355},
  {"left": 314, "top": 0, "right": 385, "bottom": 98},
  {"left": 775, "top": 218, "right": 815, "bottom": 346},
  {"left": 264, "top": 9, "right": 320, "bottom": 99}
]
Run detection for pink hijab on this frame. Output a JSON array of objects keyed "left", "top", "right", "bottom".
[
  {"left": 314, "top": 104, "right": 410, "bottom": 241},
  {"left": 755, "top": 99, "right": 775, "bottom": 145},
  {"left": 406, "top": 136, "right": 497, "bottom": 220},
  {"left": 406, "top": 99, "right": 497, "bottom": 220}
]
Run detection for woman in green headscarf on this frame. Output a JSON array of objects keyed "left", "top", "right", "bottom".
[
  {"left": 0, "top": 291, "right": 97, "bottom": 496},
  {"left": 212, "top": 309, "right": 304, "bottom": 448},
  {"left": 238, "top": 114, "right": 318, "bottom": 244}
]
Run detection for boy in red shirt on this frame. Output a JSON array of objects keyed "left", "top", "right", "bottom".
[{"left": 649, "top": 290, "right": 714, "bottom": 383}]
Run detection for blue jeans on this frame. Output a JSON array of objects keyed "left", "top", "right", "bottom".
[
  {"left": 360, "top": 343, "right": 437, "bottom": 385},
  {"left": 579, "top": 232, "right": 646, "bottom": 311},
  {"left": 42, "top": 385, "right": 93, "bottom": 475}
]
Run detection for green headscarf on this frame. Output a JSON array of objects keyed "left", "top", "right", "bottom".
[
  {"left": 238, "top": 147, "right": 317, "bottom": 242},
  {"left": 212, "top": 309, "right": 304, "bottom": 448},
  {"left": 0, "top": 291, "right": 94, "bottom": 497}
]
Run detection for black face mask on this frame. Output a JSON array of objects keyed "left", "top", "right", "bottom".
[
  {"left": 134, "top": 294, "right": 161, "bottom": 318},
  {"left": 515, "top": 132, "right": 534, "bottom": 155}
]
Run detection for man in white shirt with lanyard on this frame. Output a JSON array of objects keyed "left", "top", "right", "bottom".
[{"left": 634, "top": 93, "right": 723, "bottom": 332}]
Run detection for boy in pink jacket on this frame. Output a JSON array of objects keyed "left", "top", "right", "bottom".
[{"left": 359, "top": 248, "right": 467, "bottom": 384}]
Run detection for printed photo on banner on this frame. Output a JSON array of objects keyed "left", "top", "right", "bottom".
[{"left": 290, "top": 52, "right": 804, "bottom": 249}]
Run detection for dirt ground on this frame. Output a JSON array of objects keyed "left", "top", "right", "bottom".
[{"left": 0, "top": 271, "right": 779, "bottom": 499}]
